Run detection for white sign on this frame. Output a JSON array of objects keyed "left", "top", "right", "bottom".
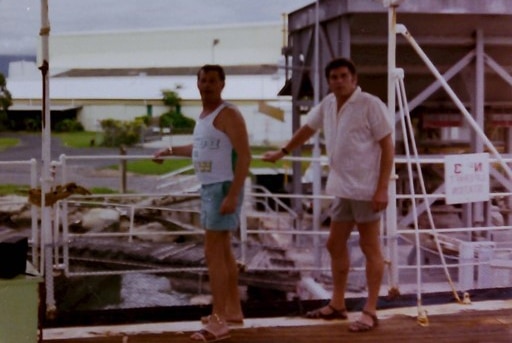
[{"left": 444, "top": 153, "right": 490, "bottom": 204}]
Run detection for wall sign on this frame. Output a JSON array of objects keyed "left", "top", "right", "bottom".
[{"left": 444, "top": 153, "right": 490, "bottom": 204}]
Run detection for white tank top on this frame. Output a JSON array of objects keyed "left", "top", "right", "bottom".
[{"left": 192, "top": 102, "right": 236, "bottom": 185}]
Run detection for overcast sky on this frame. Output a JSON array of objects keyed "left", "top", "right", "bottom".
[{"left": 0, "top": 0, "right": 313, "bottom": 55}]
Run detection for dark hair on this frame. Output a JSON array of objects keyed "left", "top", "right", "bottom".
[
  {"left": 324, "top": 57, "right": 357, "bottom": 79},
  {"left": 197, "top": 64, "right": 226, "bottom": 81}
]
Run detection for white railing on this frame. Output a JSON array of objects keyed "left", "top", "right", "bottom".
[
  {"left": 0, "top": 159, "right": 40, "bottom": 271},
  {"left": 3, "top": 151, "right": 512, "bottom": 311}
]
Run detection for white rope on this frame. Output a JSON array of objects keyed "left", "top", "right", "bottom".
[{"left": 395, "top": 72, "right": 462, "bottom": 303}]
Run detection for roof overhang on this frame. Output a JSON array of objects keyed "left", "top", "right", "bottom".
[{"left": 8, "top": 104, "right": 82, "bottom": 111}]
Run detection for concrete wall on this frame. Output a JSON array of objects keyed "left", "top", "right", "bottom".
[{"left": 48, "top": 22, "right": 285, "bottom": 71}]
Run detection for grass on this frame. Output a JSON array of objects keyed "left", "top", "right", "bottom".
[
  {"left": 89, "top": 187, "right": 118, "bottom": 194},
  {"left": 0, "top": 137, "right": 20, "bottom": 151},
  {"left": 0, "top": 184, "right": 118, "bottom": 196},
  {"left": 54, "top": 131, "right": 104, "bottom": 148},
  {"left": 1, "top": 131, "right": 103, "bottom": 149},
  {"left": 0, "top": 184, "right": 30, "bottom": 196}
]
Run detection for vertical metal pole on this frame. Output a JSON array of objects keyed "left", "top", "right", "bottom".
[
  {"left": 386, "top": 2, "right": 400, "bottom": 293},
  {"left": 340, "top": 16, "right": 351, "bottom": 57},
  {"left": 473, "top": 29, "right": 485, "bottom": 154},
  {"left": 290, "top": 27, "right": 303, "bottom": 226},
  {"left": 120, "top": 145, "right": 127, "bottom": 193},
  {"left": 40, "top": 0, "right": 56, "bottom": 313},
  {"left": 472, "top": 29, "right": 485, "bottom": 230},
  {"left": 30, "top": 158, "right": 39, "bottom": 271},
  {"left": 458, "top": 242, "right": 474, "bottom": 291},
  {"left": 312, "top": 0, "right": 322, "bottom": 276}
]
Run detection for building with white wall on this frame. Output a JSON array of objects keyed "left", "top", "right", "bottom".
[{"left": 8, "top": 22, "right": 294, "bottom": 145}]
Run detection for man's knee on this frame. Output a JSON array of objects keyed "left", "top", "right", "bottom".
[
  {"left": 360, "top": 246, "right": 384, "bottom": 267},
  {"left": 326, "top": 240, "right": 351, "bottom": 272}
]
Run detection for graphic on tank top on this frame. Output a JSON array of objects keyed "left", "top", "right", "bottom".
[{"left": 192, "top": 103, "right": 235, "bottom": 184}]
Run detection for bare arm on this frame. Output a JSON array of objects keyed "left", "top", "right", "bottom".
[
  {"left": 372, "top": 133, "right": 394, "bottom": 211},
  {"left": 217, "top": 107, "right": 251, "bottom": 214},
  {"left": 262, "top": 124, "right": 317, "bottom": 162},
  {"left": 152, "top": 143, "right": 193, "bottom": 164}
]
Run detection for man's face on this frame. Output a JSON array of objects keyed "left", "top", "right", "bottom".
[
  {"left": 327, "top": 66, "right": 357, "bottom": 98},
  {"left": 197, "top": 70, "right": 224, "bottom": 100}
]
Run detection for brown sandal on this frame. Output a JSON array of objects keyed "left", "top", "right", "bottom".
[
  {"left": 305, "top": 303, "right": 348, "bottom": 320},
  {"left": 348, "top": 310, "right": 378, "bottom": 332},
  {"left": 191, "top": 314, "right": 231, "bottom": 342}
]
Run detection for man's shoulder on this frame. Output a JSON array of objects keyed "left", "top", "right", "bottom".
[
  {"left": 322, "top": 93, "right": 336, "bottom": 101},
  {"left": 356, "top": 89, "right": 385, "bottom": 104},
  {"left": 319, "top": 93, "right": 336, "bottom": 106},
  {"left": 221, "top": 102, "right": 241, "bottom": 114},
  {"left": 217, "top": 103, "right": 245, "bottom": 128},
  {"left": 223, "top": 101, "right": 239, "bottom": 109}
]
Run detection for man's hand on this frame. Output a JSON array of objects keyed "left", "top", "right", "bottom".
[
  {"left": 152, "top": 148, "right": 171, "bottom": 164},
  {"left": 220, "top": 194, "right": 238, "bottom": 215},
  {"left": 372, "top": 187, "right": 389, "bottom": 212},
  {"left": 262, "top": 150, "right": 285, "bottom": 163}
]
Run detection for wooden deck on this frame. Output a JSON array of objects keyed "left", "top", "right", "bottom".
[{"left": 43, "top": 300, "right": 512, "bottom": 343}]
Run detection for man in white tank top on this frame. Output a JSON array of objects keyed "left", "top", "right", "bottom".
[{"left": 153, "top": 65, "right": 251, "bottom": 342}]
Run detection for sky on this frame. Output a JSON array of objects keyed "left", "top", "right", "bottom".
[{"left": 0, "top": 0, "right": 313, "bottom": 55}]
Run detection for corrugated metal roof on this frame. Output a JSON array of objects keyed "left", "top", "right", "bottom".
[{"left": 54, "top": 65, "right": 279, "bottom": 78}]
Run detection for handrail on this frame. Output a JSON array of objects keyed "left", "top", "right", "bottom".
[{"left": 2, "top": 152, "right": 511, "bottom": 311}]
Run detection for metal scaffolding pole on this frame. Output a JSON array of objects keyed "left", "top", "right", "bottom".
[
  {"left": 39, "top": 0, "right": 56, "bottom": 313},
  {"left": 385, "top": 0, "right": 400, "bottom": 295}
]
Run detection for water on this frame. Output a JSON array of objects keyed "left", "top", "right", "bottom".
[{"left": 104, "top": 273, "right": 191, "bottom": 309}]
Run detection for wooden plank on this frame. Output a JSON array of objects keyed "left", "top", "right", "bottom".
[{"left": 42, "top": 308, "right": 512, "bottom": 343}]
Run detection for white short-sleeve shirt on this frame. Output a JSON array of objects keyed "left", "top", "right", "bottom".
[{"left": 306, "top": 87, "right": 392, "bottom": 200}]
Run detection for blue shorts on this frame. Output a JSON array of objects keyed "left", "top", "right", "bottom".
[
  {"left": 330, "top": 197, "right": 382, "bottom": 223},
  {"left": 200, "top": 181, "right": 243, "bottom": 231}
]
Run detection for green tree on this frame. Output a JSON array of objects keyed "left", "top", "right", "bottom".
[
  {"left": 162, "top": 89, "right": 181, "bottom": 113},
  {"left": 0, "top": 73, "right": 13, "bottom": 130},
  {"left": 160, "top": 89, "right": 195, "bottom": 133},
  {"left": 99, "top": 118, "right": 145, "bottom": 147}
]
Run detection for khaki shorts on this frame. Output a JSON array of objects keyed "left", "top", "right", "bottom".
[
  {"left": 200, "top": 181, "right": 243, "bottom": 231},
  {"left": 330, "top": 197, "right": 382, "bottom": 223}
]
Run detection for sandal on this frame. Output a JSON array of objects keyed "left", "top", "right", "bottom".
[
  {"left": 305, "top": 303, "right": 348, "bottom": 320},
  {"left": 190, "top": 328, "right": 230, "bottom": 342},
  {"left": 201, "top": 315, "right": 244, "bottom": 326},
  {"left": 348, "top": 310, "right": 379, "bottom": 333},
  {"left": 191, "top": 314, "right": 231, "bottom": 342}
]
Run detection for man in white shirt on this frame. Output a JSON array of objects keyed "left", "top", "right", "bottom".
[{"left": 263, "top": 57, "right": 394, "bottom": 333}]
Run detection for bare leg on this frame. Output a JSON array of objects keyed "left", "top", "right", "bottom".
[
  {"left": 191, "top": 230, "right": 233, "bottom": 341},
  {"left": 311, "top": 220, "right": 354, "bottom": 316},
  {"left": 224, "top": 234, "right": 243, "bottom": 321},
  {"left": 204, "top": 230, "right": 243, "bottom": 321},
  {"left": 354, "top": 219, "right": 384, "bottom": 326},
  {"left": 204, "top": 230, "right": 231, "bottom": 319}
]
